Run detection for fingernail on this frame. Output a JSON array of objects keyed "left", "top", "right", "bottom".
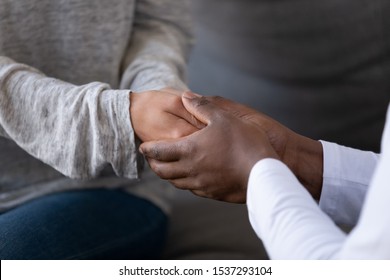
[
  {"left": 139, "top": 146, "right": 144, "bottom": 154},
  {"left": 183, "top": 91, "right": 202, "bottom": 99}
]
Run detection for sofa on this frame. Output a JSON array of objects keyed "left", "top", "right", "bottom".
[{"left": 162, "top": 0, "right": 389, "bottom": 259}]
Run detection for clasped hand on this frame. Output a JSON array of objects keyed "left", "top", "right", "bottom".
[
  {"left": 137, "top": 91, "right": 295, "bottom": 203},
  {"left": 130, "top": 88, "right": 204, "bottom": 142},
  {"left": 133, "top": 89, "right": 323, "bottom": 203}
]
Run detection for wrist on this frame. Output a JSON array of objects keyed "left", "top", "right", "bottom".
[
  {"left": 243, "top": 140, "right": 280, "bottom": 190},
  {"left": 129, "top": 91, "right": 141, "bottom": 138},
  {"left": 284, "top": 133, "right": 324, "bottom": 200}
]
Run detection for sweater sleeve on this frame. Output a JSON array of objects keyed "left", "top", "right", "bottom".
[
  {"left": 0, "top": 56, "right": 139, "bottom": 179},
  {"left": 119, "top": 0, "right": 193, "bottom": 91}
]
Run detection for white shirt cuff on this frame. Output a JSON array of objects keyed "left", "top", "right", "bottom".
[{"left": 319, "top": 140, "right": 378, "bottom": 226}]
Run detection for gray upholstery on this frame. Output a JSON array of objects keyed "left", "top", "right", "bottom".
[
  {"left": 163, "top": 0, "right": 390, "bottom": 259},
  {"left": 189, "top": 0, "right": 390, "bottom": 152}
]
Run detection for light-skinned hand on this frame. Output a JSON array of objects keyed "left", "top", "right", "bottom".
[{"left": 130, "top": 88, "right": 204, "bottom": 142}]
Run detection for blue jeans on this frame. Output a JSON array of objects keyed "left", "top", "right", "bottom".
[{"left": 0, "top": 189, "right": 168, "bottom": 259}]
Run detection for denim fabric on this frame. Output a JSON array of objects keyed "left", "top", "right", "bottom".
[{"left": 0, "top": 189, "right": 167, "bottom": 259}]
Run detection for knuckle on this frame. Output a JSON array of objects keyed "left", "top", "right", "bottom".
[
  {"left": 210, "top": 95, "right": 223, "bottom": 102},
  {"left": 193, "top": 96, "right": 210, "bottom": 108},
  {"left": 187, "top": 166, "right": 197, "bottom": 177},
  {"left": 192, "top": 179, "right": 205, "bottom": 190}
]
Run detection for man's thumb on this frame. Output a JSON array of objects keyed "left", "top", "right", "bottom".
[{"left": 182, "top": 91, "right": 218, "bottom": 125}]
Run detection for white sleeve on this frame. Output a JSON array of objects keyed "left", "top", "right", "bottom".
[
  {"left": 337, "top": 106, "right": 390, "bottom": 259},
  {"left": 336, "top": 145, "right": 390, "bottom": 258},
  {"left": 319, "top": 141, "right": 379, "bottom": 226},
  {"left": 247, "top": 106, "right": 390, "bottom": 259},
  {"left": 247, "top": 159, "right": 346, "bottom": 259}
]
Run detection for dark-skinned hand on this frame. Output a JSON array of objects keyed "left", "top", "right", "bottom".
[
  {"left": 198, "top": 95, "right": 324, "bottom": 199},
  {"left": 139, "top": 91, "right": 279, "bottom": 203}
]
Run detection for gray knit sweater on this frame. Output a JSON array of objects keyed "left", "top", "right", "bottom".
[{"left": 0, "top": 0, "right": 192, "bottom": 213}]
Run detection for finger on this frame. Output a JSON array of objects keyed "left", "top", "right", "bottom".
[
  {"left": 160, "top": 91, "right": 205, "bottom": 130},
  {"left": 167, "top": 176, "right": 204, "bottom": 192},
  {"left": 167, "top": 177, "right": 197, "bottom": 191},
  {"left": 181, "top": 91, "right": 222, "bottom": 125},
  {"left": 168, "top": 108, "right": 206, "bottom": 130},
  {"left": 167, "top": 98, "right": 206, "bottom": 130},
  {"left": 147, "top": 158, "right": 194, "bottom": 180},
  {"left": 140, "top": 138, "right": 186, "bottom": 162},
  {"left": 171, "top": 118, "right": 199, "bottom": 138},
  {"left": 190, "top": 189, "right": 208, "bottom": 199}
]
